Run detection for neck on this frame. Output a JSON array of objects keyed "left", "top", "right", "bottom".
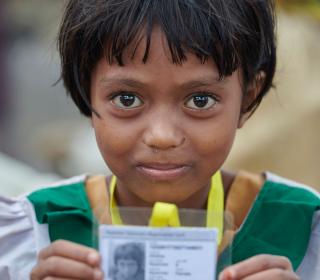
[{"left": 113, "top": 170, "right": 235, "bottom": 209}]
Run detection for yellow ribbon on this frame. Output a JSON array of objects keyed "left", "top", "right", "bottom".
[
  {"left": 109, "top": 171, "right": 224, "bottom": 244},
  {"left": 149, "top": 202, "right": 181, "bottom": 227},
  {"left": 206, "top": 171, "right": 224, "bottom": 244}
]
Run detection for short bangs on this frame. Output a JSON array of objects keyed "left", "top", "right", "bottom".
[{"left": 59, "top": 0, "right": 276, "bottom": 116}]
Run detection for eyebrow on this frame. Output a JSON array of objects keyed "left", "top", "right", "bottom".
[
  {"left": 180, "top": 77, "right": 229, "bottom": 90},
  {"left": 99, "top": 76, "right": 229, "bottom": 89},
  {"left": 99, "top": 77, "right": 145, "bottom": 89}
]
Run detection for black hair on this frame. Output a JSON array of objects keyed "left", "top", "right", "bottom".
[{"left": 58, "top": 0, "right": 276, "bottom": 117}]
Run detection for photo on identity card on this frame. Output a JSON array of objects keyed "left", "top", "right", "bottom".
[
  {"left": 99, "top": 225, "right": 219, "bottom": 280},
  {"left": 106, "top": 241, "right": 146, "bottom": 280}
]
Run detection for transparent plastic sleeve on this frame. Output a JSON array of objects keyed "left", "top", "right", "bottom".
[{"left": 92, "top": 206, "right": 234, "bottom": 279}]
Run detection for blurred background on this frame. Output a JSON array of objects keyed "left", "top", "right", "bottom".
[{"left": 0, "top": 0, "right": 319, "bottom": 196}]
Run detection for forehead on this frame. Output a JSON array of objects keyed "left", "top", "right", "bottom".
[
  {"left": 120, "top": 27, "right": 193, "bottom": 65},
  {"left": 95, "top": 28, "right": 229, "bottom": 85}
]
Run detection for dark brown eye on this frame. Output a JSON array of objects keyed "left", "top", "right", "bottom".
[
  {"left": 112, "top": 93, "right": 143, "bottom": 109},
  {"left": 185, "top": 94, "right": 217, "bottom": 110}
]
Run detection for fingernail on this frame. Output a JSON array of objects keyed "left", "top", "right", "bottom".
[
  {"left": 94, "top": 268, "right": 103, "bottom": 280},
  {"left": 228, "top": 269, "right": 235, "bottom": 279},
  {"left": 219, "top": 269, "right": 235, "bottom": 280},
  {"left": 88, "top": 252, "right": 100, "bottom": 264}
]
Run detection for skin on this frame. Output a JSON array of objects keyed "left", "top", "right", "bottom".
[
  {"left": 31, "top": 29, "right": 299, "bottom": 279},
  {"left": 91, "top": 28, "right": 246, "bottom": 209},
  {"left": 30, "top": 240, "right": 103, "bottom": 280}
]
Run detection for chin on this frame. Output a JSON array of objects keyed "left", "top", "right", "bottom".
[{"left": 139, "top": 189, "right": 192, "bottom": 206}]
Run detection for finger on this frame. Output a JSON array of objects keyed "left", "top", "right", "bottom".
[
  {"left": 42, "top": 278, "right": 74, "bottom": 280},
  {"left": 242, "top": 268, "right": 300, "bottom": 280},
  {"left": 219, "top": 255, "right": 293, "bottom": 280},
  {"left": 42, "top": 278, "right": 100, "bottom": 280},
  {"left": 31, "top": 256, "right": 103, "bottom": 280},
  {"left": 39, "top": 276, "right": 74, "bottom": 280},
  {"left": 42, "top": 278, "right": 78, "bottom": 280},
  {"left": 38, "top": 240, "right": 100, "bottom": 267}
]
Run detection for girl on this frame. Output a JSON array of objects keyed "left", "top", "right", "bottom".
[{"left": 1, "top": 1, "right": 319, "bottom": 279}]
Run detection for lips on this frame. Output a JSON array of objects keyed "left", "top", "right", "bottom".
[{"left": 136, "top": 163, "right": 190, "bottom": 181}]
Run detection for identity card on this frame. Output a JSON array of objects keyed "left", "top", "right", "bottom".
[{"left": 99, "top": 225, "right": 218, "bottom": 280}]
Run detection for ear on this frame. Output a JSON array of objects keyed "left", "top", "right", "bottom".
[{"left": 238, "top": 71, "right": 266, "bottom": 128}]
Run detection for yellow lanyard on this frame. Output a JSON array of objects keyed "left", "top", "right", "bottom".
[{"left": 109, "top": 171, "right": 224, "bottom": 244}]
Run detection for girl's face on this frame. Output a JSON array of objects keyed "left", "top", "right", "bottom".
[
  {"left": 91, "top": 28, "right": 247, "bottom": 208},
  {"left": 116, "top": 259, "right": 139, "bottom": 280}
]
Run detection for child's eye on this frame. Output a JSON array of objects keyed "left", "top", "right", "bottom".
[
  {"left": 185, "top": 93, "right": 218, "bottom": 110},
  {"left": 111, "top": 92, "right": 143, "bottom": 109}
]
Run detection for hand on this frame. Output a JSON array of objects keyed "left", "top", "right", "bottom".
[
  {"left": 218, "top": 254, "right": 300, "bottom": 280},
  {"left": 30, "top": 240, "right": 103, "bottom": 280}
]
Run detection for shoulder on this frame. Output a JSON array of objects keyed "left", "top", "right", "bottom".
[
  {"left": 263, "top": 172, "right": 320, "bottom": 205},
  {"left": 0, "top": 193, "right": 45, "bottom": 278},
  {"left": 264, "top": 174, "right": 320, "bottom": 279},
  {"left": 231, "top": 172, "right": 320, "bottom": 271},
  {"left": 28, "top": 174, "right": 87, "bottom": 201},
  {"left": 0, "top": 175, "right": 88, "bottom": 279},
  {"left": 27, "top": 175, "right": 101, "bottom": 247},
  {"left": 296, "top": 210, "right": 320, "bottom": 280},
  {"left": 27, "top": 175, "right": 89, "bottom": 223}
]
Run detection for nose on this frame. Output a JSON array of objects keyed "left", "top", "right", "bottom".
[{"left": 142, "top": 110, "right": 185, "bottom": 150}]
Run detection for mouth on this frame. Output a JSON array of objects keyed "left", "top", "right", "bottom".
[{"left": 136, "top": 163, "right": 191, "bottom": 181}]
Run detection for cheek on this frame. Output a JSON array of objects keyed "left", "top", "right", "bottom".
[
  {"left": 191, "top": 114, "right": 239, "bottom": 158},
  {"left": 186, "top": 115, "right": 239, "bottom": 178},
  {"left": 197, "top": 127, "right": 237, "bottom": 171},
  {"left": 92, "top": 118, "right": 136, "bottom": 169}
]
